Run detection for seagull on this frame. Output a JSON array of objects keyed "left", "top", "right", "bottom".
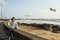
[{"left": 50, "top": 8, "right": 56, "bottom": 12}]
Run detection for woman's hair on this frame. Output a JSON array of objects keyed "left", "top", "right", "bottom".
[{"left": 11, "top": 17, "right": 15, "bottom": 21}]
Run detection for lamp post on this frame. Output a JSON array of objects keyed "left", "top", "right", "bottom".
[
  {"left": 0, "top": 0, "right": 7, "bottom": 19},
  {"left": 0, "top": 0, "right": 3, "bottom": 19}
]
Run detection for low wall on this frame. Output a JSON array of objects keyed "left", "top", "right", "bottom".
[
  {"left": 3, "top": 24, "right": 32, "bottom": 40},
  {"left": 3, "top": 23, "right": 48, "bottom": 40}
]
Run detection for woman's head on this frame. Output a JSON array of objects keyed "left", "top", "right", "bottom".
[{"left": 11, "top": 17, "right": 16, "bottom": 21}]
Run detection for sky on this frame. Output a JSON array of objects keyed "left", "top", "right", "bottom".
[{"left": 0, "top": 0, "right": 60, "bottom": 19}]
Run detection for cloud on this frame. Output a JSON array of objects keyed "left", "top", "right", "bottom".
[{"left": 0, "top": 0, "right": 8, "bottom": 4}]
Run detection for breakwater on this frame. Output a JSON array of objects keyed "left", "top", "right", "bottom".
[{"left": 18, "top": 23, "right": 60, "bottom": 33}]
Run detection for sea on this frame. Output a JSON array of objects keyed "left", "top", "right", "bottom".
[{"left": 16, "top": 20, "right": 60, "bottom": 25}]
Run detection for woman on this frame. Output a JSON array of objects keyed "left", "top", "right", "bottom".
[
  {"left": 9, "top": 17, "right": 18, "bottom": 40},
  {"left": 10, "top": 17, "right": 18, "bottom": 29}
]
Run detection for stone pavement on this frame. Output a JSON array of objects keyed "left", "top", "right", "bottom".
[{"left": 0, "top": 23, "right": 8, "bottom": 40}]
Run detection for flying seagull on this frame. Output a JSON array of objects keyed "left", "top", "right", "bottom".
[{"left": 50, "top": 8, "right": 56, "bottom": 12}]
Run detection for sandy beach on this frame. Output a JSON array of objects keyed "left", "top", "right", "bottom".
[
  {"left": 17, "top": 25, "right": 60, "bottom": 40},
  {"left": 4, "top": 21, "right": 60, "bottom": 40}
]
